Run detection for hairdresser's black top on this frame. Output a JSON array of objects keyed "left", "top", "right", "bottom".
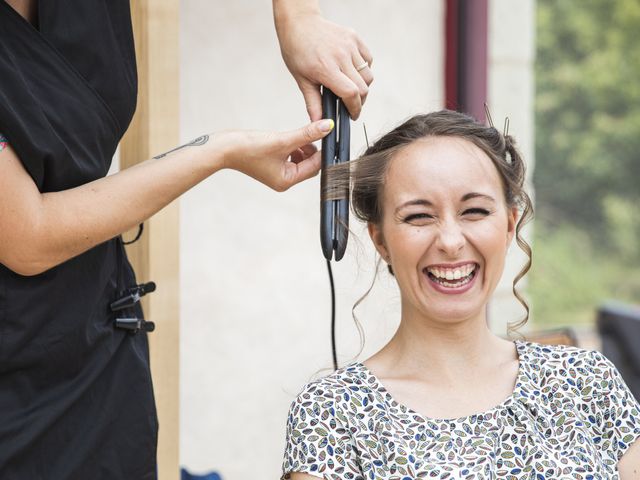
[{"left": 0, "top": 2, "right": 157, "bottom": 478}]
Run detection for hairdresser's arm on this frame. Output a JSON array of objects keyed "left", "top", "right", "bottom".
[
  {"left": 286, "top": 474, "right": 319, "bottom": 480},
  {"left": 273, "top": 0, "right": 373, "bottom": 121},
  {"left": 0, "top": 120, "right": 333, "bottom": 276}
]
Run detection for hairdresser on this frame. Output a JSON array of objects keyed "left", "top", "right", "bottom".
[{"left": 0, "top": 0, "right": 373, "bottom": 477}]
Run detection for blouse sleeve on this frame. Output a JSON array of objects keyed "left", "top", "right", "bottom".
[
  {"left": 282, "top": 382, "right": 363, "bottom": 480},
  {"left": 588, "top": 349, "right": 640, "bottom": 462}
]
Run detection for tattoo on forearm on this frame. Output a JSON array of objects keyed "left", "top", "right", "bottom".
[{"left": 153, "top": 135, "right": 209, "bottom": 159}]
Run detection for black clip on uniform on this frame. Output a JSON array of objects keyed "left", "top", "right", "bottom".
[
  {"left": 320, "top": 87, "right": 350, "bottom": 261},
  {"left": 111, "top": 281, "right": 156, "bottom": 334}
]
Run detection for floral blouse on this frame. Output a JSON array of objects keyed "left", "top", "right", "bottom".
[{"left": 282, "top": 340, "right": 640, "bottom": 479}]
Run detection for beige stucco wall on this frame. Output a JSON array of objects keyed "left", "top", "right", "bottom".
[
  {"left": 178, "top": 0, "right": 534, "bottom": 478},
  {"left": 487, "top": 0, "right": 536, "bottom": 333}
]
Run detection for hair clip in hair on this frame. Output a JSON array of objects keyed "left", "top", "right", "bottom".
[
  {"left": 484, "top": 103, "right": 511, "bottom": 138},
  {"left": 484, "top": 102, "right": 495, "bottom": 128},
  {"left": 363, "top": 123, "right": 370, "bottom": 148}
]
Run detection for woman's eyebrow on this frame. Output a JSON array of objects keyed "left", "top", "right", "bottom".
[
  {"left": 395, "top": 193, "right": 496, "bottom": 213},
  {"left": 395, "top": 199, "right": 433, "bottom": 213},
  {"left": 461, "top": 192, "right": 496, "bottom": 202}
]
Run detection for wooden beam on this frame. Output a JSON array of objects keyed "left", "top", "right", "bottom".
[
  {"left": 444, "top": 0, "right": 459, "bottom": 110},
  {"left": 444, "top": 0, "right": 488, "bottom": 121},
  {"left": 120, "top": 1, "right": 180, "bottom": 479}
]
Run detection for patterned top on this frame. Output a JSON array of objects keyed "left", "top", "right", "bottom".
[
  {"left": 0, "top": 132, "right": 8, "bottom": 152},
  {"left": 282, "top": 340, "right": 640, "bottom": 479}
]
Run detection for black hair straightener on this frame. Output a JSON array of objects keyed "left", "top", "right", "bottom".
[
  {"left": 321, "top": 87, "right": 350, "bottom": 260},
  {"left": 320, "top": 87, "right": 350, "bottom": 370}
]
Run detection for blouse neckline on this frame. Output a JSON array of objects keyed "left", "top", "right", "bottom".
[{"left": 352, "top": 339, "right": 526, "bottom": 424}]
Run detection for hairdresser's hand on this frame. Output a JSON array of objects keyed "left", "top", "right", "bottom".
[
  {"left": 273, "top": 2, "right": 373, "bottom": 121},
  {"left": 220, "top": 119, "right": 334, "bottom": 192}
]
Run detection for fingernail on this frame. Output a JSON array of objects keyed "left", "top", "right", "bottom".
[{"left": 319, "top": 119, "right": 334, "bottom": 132}]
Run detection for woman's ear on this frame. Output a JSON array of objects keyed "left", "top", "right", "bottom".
[
  {"left": 368, "top": 222, "right": 389, "bottom": 261},
  {"left": 506, "top": 206, "right": 519, "bottom": 246}
]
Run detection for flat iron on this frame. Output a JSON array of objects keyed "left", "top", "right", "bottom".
[
  {"left": 320, "top": 87, "right": 350, "bottom": 261},
  {"left": 320, "top": 87, "right": 351, "bottom": 370}
]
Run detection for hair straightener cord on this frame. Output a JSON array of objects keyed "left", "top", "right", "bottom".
[{"left": 326, "top": 259, "right": 338, "bottom": 371}]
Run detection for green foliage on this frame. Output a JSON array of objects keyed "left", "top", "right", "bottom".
[
  {"left": 533, "top": 0, "right": 640, "bottom": 325},
  {"left": 529, "top": 224, "right": 640, "bottom": 326}
]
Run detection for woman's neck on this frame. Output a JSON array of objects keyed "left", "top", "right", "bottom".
[
  {"left": 6, "top": 0, "right": 38, "bottom": 26},
  {"left": 367, "top": 301, "right": 509, "bottom": 383}
]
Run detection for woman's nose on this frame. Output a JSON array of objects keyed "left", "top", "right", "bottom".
[{"left": 435, "top": 220, "right": 465, "bottom": 256}]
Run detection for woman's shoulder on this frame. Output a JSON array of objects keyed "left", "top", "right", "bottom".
[
  {"left": 287, "top": 363, "right": 368, "bottom": 410},
  {"left": 518, "top": 339, "right": 622, "bottom": 390},
  {"left": 520, "top": 338, "right": 605, "bottom": 362}
]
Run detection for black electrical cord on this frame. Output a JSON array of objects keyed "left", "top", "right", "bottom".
[
  {"left": 323, "top": 123, "right": 366, "bottom": 373},
  {"left": 123, "top": 222, "right": 144, "bottom": 245},
  {"left": 326, "top": 259, "right": 338, "bottom": 371}
]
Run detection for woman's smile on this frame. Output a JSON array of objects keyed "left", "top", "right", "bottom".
[{"left": 423, "top": 261, "right": 479, "bottom": 294}]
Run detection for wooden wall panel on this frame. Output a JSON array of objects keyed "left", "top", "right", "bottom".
[{"left": 120, "top": 1, "right": 180, "bottom": 479}]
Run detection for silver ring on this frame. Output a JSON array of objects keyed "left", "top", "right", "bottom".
[{"left": 355, "top": 61, "right": 369, "bottom": 72}]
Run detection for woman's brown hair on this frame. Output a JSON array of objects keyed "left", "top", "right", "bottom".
[{"left": 325, "top": 110, "right": 533, "bottom": 338}]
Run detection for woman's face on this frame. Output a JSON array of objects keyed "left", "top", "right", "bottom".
[{"left": 369, "top": 136, "right": 517, "bottom": 324}]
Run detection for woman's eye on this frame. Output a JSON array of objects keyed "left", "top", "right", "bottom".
[
  {"left": 463, "top": 208, "right": 490, "bottom": 216},
  {"left": 404, "top": 213, "right": 433, "bottom": 223}
]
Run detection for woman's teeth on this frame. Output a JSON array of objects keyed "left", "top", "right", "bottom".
[{"left": 426, "top": 264, "right": 477, "bottom": 288}]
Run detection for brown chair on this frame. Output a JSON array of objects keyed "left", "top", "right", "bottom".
[{"left": 524, "top": 327, "right": 578, "bottom": 347}]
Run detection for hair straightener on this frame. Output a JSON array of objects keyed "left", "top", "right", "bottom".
[
  {"left": 320, "top": 87, "right": 350, "bottom": 370},
  {"left": 321, "top": 87, "right": 350, "bottom": 261}
]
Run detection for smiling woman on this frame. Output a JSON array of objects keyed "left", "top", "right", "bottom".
[
  {"left": 281, "top": 110, "right": 640, "bottom": 480},
  {"left": 326, "top": 110, "right": 533, "bottom": 330}
]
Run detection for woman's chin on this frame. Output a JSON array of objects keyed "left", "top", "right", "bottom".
[
  {"left": 413, "top": 293, "right": 486, "bottom": 324},
  {"left": 428, "top": 306, "right": 483, "bottom": 324}
]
